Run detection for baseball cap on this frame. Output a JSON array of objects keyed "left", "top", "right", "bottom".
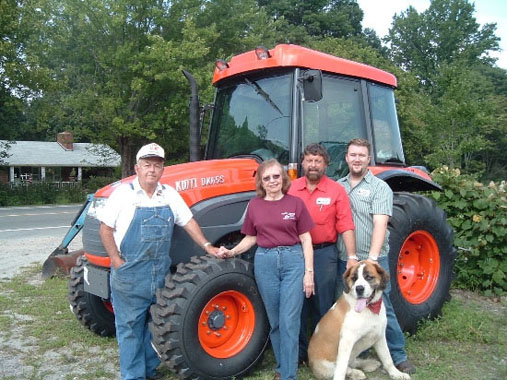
[{"left": 136, "top": 143, "right": 165, "bottom": 161}]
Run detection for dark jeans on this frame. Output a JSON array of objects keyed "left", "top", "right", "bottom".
[{"left": 299, "top": 244, "right": 338, "bottom": 361}]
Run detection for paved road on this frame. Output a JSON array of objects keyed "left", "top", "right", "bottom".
[
  {"left": 0, "top": 204, "right": 85, "bottom": 279},
  {"left": 0, "top": 204, "right": 82, "bottom": 237}
]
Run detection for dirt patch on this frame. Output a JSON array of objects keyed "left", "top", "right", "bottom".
[{"left": 450, "top": 288, "right": 506, "bottom": 314}]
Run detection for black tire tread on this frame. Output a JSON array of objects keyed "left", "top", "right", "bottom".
[
  {"left": 68, "top": 255, "right": 115, "bottom": 337},
  {"left": 150, "top": 255, "right": 269, "bottom": 380},
  {"left": 388, "top": 192, "right": 457, "bottom": 334}
]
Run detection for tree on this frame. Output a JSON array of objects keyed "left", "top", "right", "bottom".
[
  {"left": 387, "top": 0, "right": 500, "bottom": 86},
  {"left": 8, "top": 0, "right": 283, "bottom": 176},
  {"left": 258, "top": 0, "right": 363, "bottom": 44},
  {"left": 384, "top": 0, "right": 504, "bottom": 180},
  {"left": 423, "top": 62, "right": 490, "bottom": 171},
  {"left": 470, "top": 65, "right": 507, "bottom": 180}
]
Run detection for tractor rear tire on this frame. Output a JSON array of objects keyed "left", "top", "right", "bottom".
[
  {"left": 68, "top": 255, "right": 116, "bottom": 337},
  {"left": 149, "top": 256, "right": 269, "bottom": 380},
  {"left": 388, "top": 193, "right": 457, "bottom": 334}
]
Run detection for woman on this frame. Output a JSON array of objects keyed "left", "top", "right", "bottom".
[{"left": 219, "top": 159, "right": 314, "bottom": 380}]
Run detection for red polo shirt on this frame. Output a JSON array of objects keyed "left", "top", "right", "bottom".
[{"left": 288, "top": 175, "right": 354, "bottom": 244}]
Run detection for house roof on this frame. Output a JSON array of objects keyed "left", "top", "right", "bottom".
[{"left": 0, "top": 140, "right": 121, "bottom": 167}]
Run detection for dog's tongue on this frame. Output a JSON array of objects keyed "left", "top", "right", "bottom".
[{"left": 355, "top": 298, "right": 367, "bottom": 312}]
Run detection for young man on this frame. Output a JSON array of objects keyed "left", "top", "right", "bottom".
[
  {"left": 99, "top": 143, "right": 219, "bottom": 380},
  {"left": 337, "top": 138, "right": 415, "bottom": 374},
  {"left": 288, "top": 143, "right": 356, "bottom": 365}
]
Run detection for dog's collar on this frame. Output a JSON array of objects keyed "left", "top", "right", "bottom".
[{"left": 367, "top": 297, "right": 383, "bottom": 315}]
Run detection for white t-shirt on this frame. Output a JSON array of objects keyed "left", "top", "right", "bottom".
[{"left": 98, "top": 177, "right": 193, "bottom": 251}]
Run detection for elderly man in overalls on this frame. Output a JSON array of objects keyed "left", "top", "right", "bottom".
[{"left": 99, "top": 143, "right": 219, "bottom": 380}]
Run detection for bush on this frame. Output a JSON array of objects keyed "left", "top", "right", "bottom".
[
  {"left": 0, "top": 176, "right": 119, "bottom": 207},
  {"left": 0, "top": 183, "right": 86, "bottom": 206},
  {"left": 83, "top": 176, "right": 119, "bottom": 193},
  {"left": 428, "top": 167, "right": 507, "bottom": 295}
]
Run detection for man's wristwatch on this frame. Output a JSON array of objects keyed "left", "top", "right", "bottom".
[
  {"left": 368, "top": 255, "right": 378, "bottom": 261},
  {"left": 347, "top": 255, "right": 359, "bottom": 261}
]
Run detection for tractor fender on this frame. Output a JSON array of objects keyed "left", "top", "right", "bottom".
[{"left": 373, "top": 168, "right": 442, "bottom": 192}]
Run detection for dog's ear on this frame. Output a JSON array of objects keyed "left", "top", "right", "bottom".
[
  {"left": 343, "top": 266, "right": 352, "bottom": 294},
  {"left": 374, "top": 263, "right": 390, "bottom": 291}
]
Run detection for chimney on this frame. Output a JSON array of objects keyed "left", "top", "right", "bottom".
[{"left": 57, "top": 131, "right": 74, "bottom": 151}]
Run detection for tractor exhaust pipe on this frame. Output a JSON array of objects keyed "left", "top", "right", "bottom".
[{"left": 182, "top": 70, "right": 201, "bottom": 162}]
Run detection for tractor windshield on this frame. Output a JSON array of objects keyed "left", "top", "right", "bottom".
[
  {"left": 206, "top": 72, "right": 292, "bottom": 164},
  {"left": 368, "top": 83, "right": 405, "bottom": 165},
  {"left": 302, "top": 75, "right": 367, "bottom": 179},
  {"left": 302, "top": 75, "right": 406, "bottom": 179}
]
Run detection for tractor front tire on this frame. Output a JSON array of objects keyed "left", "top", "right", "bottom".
[
  {"left": 68, "top": 255, "right": 115, "bottom": 337},
  {"left": 388, "top": 193, "right": 457, "bottom": 334},
  {"left": 150, "top": 256, "right": 269, "bottom": 380}
]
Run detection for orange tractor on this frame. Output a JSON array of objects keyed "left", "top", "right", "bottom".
[{"left": 65, "top": 44, "right": 456, "bottom": 379}]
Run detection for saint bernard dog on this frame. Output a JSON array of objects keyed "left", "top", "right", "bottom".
[{"left": 308, "top": 261, "right": 410, "bottom": 380}]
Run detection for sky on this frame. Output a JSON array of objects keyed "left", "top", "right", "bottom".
[{"left": 357, "top": 0, "right": 507, "bottom": 69}]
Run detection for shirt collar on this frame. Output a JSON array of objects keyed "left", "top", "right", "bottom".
[
  {"left": 295, "top": 175, "right": 329, "bottom": 192},
  {"left": 345, "top": 169, "right": 373, "bottom": 186},
  {"left": 132, "top": 177, "right": 163, "bottom": 197}
]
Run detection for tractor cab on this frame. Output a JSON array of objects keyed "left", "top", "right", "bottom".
[{"left": 205, "top": 45, "right": 405, "bottom": 180}]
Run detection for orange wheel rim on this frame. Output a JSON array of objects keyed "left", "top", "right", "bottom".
[
  {"left": 198, "top": 290, "right": 256, "bottom": 358},
  {"left": 397, "top": 230, "right": 440, "bottom": 304}
]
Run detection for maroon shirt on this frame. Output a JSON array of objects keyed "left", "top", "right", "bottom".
[{"left": 241, "top": 194, "right": 315, "bottom": 248}]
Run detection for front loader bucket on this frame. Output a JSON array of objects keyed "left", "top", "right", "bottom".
[
  {"left": 41, "top": 194, "right": 94, "bottom": 279},
  {"left": 42, "top": 249, "right": 84, "bottom": 279}
]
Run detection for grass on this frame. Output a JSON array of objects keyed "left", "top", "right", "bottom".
[{"left": 0, "top": 265, "right": 505, "bottom": 380}]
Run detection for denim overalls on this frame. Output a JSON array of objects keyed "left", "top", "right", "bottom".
[{"left": 110, "top": 203, "right": 174, "bottom": 380}]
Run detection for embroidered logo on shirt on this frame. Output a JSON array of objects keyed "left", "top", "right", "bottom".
[
  {"left": 357, "top": 189, "right": 371, "bottom": 197},
  {"left": 281, "top": 212, "right": 296, "bottom": 220}
]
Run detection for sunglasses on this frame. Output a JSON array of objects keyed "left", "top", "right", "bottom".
[{"left": 262, "top": 174, "right": 281, "bottom": 182}]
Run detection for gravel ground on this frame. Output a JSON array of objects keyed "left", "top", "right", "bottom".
[
  {"left": 0, "top": 233, "right": 83, "bottom": 280},
  {"left": 0, "top": 232, "right": 117, "bottom": 380}
]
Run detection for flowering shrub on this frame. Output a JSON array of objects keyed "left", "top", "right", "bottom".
[{"left": 428, "top": 167, "right": 506, "bottom": 295}]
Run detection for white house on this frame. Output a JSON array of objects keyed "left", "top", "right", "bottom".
[{"left": 0, "top": 132, "right": 121, "bottom": 184}]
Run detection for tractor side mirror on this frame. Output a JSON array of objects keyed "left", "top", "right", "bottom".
[{"left": 301, "top": 69, "right": 322, "bottom": 102}]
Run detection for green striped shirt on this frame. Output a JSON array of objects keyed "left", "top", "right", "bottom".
[{"left": 337, "top": 170, "right": 393, "bottom": 260}]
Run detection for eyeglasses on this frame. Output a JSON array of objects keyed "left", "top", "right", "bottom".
[{"left": 262, "top": 174, "right": 281, "bottom": 182}]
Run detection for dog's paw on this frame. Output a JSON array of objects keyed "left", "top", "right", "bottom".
[
  {"left": 353, "top": 358, "right": 381, "bottom": 373},
  {"left": 346, "top": 368, "right": 366, "bottom": 380},
  {"left": 389, "top": 372, "right": 410, "bottom": 380}
]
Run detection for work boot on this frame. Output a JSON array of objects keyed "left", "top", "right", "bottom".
[
  {"left": 147, "top": 370, "right": 165, "bottom": 380},
  {"left": 396, "top": 359, "right": 416, "bottom": 374}
]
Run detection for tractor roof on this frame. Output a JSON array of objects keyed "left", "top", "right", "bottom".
[{"left": 212, "top": 44, "right": 397, "bottom": 87}]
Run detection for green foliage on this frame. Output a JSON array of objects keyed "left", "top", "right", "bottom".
[
  {"left": 258, "top": 0, "right": 363, "bottom": 43},
  {"left": 0, "top": 183, "right": 86, "bottom": 206},
  {"left": 422, "top": 62, "right": 491, "bottom": 172},
  {"left": 387, "top": 0, "right": 500, "bottom": 85},
  {"left": 428, "top": 167, "right": 507, "bottom": 295},
  {"left": 0, "top": 175, "right": 120, "bottom": 206},
  {"left": 383, "top": 0, "right": 505, "bottom": 179},
  {"left": 83, "top": 176, "right": 120, "bottom": 193}
]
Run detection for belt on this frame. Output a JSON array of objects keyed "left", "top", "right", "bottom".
[{"left": 312, "top": 242, "right": 335, "bottom": 250}]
